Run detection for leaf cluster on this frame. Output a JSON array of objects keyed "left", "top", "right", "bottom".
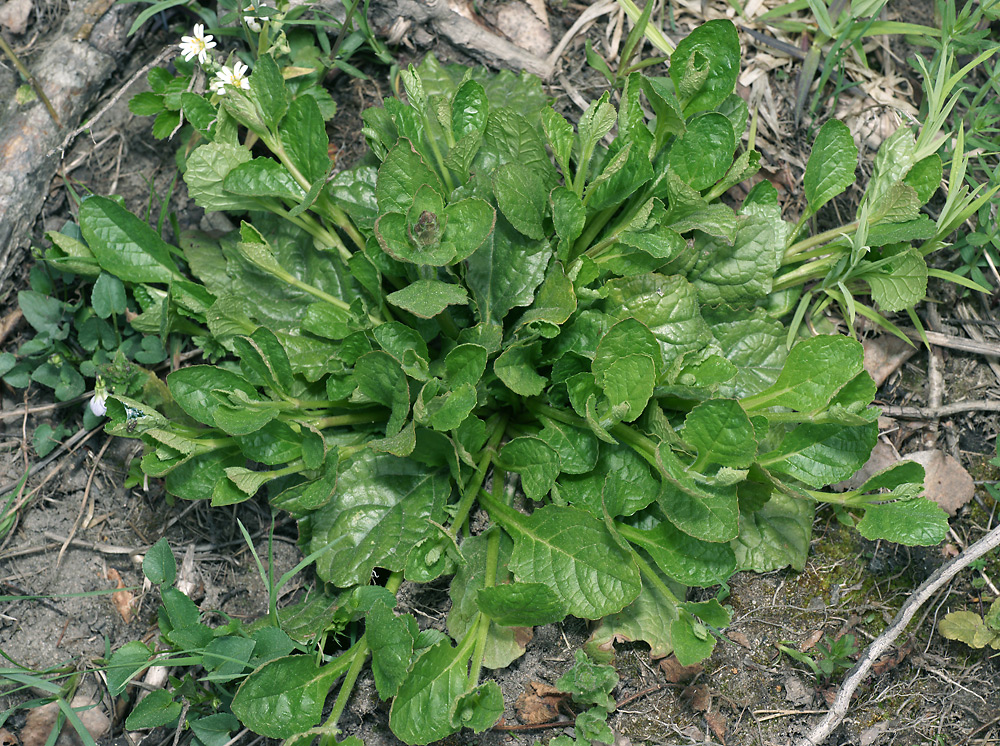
[{"left": 42, "top": 19, "right": 967, "bottom": 744}]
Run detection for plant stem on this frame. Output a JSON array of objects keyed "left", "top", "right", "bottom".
[
  {"left": 449, "top": 415, "right": 506, "bottom": 536},
  {"left": 313, "top": 412, "right": 386, "bottom": 429},
  {"left": 469, "top": 502, "right": 503, "bottom": 687},
  {"left": 784, "top": 220, "right": 858, "bottom": 262}
]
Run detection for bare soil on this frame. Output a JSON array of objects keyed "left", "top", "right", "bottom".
[{"left": 2, "top": 1, "right": 1000, "bottom": 745}]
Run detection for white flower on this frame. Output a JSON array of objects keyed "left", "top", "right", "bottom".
[
  {"left": 89, "top": 391, "right": 107, "bottom": 417},
  {"left": 243, "top": 5, "right": 262, "bottom": 32},
  {"left": 211, "top": 61, "right": 251, "bottom": 95},
  {"left": 179, "top": 23, "right": 216, "bottom": 65}
]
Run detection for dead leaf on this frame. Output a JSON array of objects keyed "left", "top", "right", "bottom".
[
  {"left": 681, "top": 684, "right": 710, "bottom": 712},
  {"left": 800, "top": 629, "right": 825, "bottom": 652},
  {"left": 514, "top": 681, "right": 567, "bottom": 725},
  {"left": 658, "top": 655, "right": 703, "bottom": 683},
  {"left": 871, "top": 639, "right": 914, "bottom": 677},
  {"left": 705, "top": 711, "right": 727, "bottom": 744},
  {"left": 106, "top": 567, "right": 134, "bottom": 624},
  {"left": 782, "top": 675, "right": 813, "bottom": 707},
  {"left": 0, "top": 0, "right": 32, "bottom": 34},
  {"left": 905, "top": 450, "right": 975, "bottom": 516},
  {"left": 862, "top": 334, "right": 917, "bottom": 387},
  {"left": 21, "top": 697, "right": 109, "bottom": 746},
  {"left": 727, "top": 631, "right": 751, "bottom": 649},
  {"left": 0, "top": 727, "right": 19, "bottom": 746}
]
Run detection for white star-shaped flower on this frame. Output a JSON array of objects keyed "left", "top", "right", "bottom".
[
  {"left": 211, "top": 61, "right": 251, "bottom": 95},
  {"left": 243, "top": 5, "right": 262, "bottom": 32},
  {"left": 178, "top": 23, "right": 216, "bottom": 65}
]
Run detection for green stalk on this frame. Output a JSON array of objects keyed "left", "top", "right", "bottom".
[
  {"left": 469, "top": 483, "right": 503, "bottom": 688},
  {"left": 770, "top": 255, "right": 839, "bottom": 292},
  {"left": 313, "top": 412, "right": 386, "bottom": 429},
  {"left": 449, "top": 416, "right": 507, "bottom": 536},
  {"left": 615, "top": 526, "right": 683, "bottom": 605},
  {"left": 784, "top": 220, "right": 859, "bottom": 261}
]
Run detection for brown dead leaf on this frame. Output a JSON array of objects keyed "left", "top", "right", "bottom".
[
  {"left": 871, "top": 638, "right": 914, "bottom": 677},
  {"left": 800, "top": 629, "right": 824, "bottom": 652},
  {"left": 0, "top": 0, "right": 32, "bottom": 34},
  {"left": 0, "top": 727, "right": 19, "bottom": 746},
  {"left": 905, "top": 450, "right": 975, "bottom": 516},
  {"left": 106, "top": 567, "right": 134, "bottom": 624},
  {"left": 658, "top": 655, "right": 703, "bottom": 683},
  {"left": 514, "top": 681, "right": 567, "bottom": 725},
  {"left": 22, "top": 697, "right": 109, "bottom": 746},
  {"left": 705, "top": 712, "right": 727, "bottom": 744},
  {"left": 681, "top": 684, "right": 711, "bottom": 712},
  {"left": 727, "top": 631, "right": 751, "bottom": 649},
  {"left": 863, "top": 334, "right": 917, "bottom": 387}
]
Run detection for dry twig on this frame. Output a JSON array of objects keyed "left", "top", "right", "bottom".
[{"left": 796, "top": 522, "right": 1000, "bottom": 746}]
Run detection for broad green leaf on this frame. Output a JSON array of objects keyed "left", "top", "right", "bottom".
[
  {"left": 707, "top": 308, "right": 786, "bottom": 397},
  {"left": 667, "top": 113, "right": 736, "bottom": 191},
  {"left": 541, "top": 107, "right": 574, "bottom": 177},
  {"left": 605, "top": 273, "right": 713, "bottom": 372},
  {"left": 374, "top": 321, "right": 429, "bottom": 369},
  {"left": 233, "top": 327, "right": 293, "bottom": 394},
  {"left": 125, "top": 690, "right": 181, "bottom": 729},
  {"left": 586, "top": 561, "right": 680, "bottom": 659},
  {"left": 494, "top": 344, "right": 546, "bottom": 396},
  {"left": 804, "top": 120, "right": 857, "bottom": 213},
  {"left": 671, "top": 613, "right": 716, "bottom": 666},
  {"left": 556, "top": 649, "right": 618, "bottom": 710},
  {"left": 619, "top": 516, "right": 736, "bottom": 587},
  {"left": 688, "top": 213, "right": 784, "bottom": 305},
  {"left": 560, "top": 442, "right": 659, "bottom": 518},
  {"left": 302, "top": 302, "right": 353, "bottom": 341},
  {"left": 106, "top": 640, "right": 152, "bottom": 695},
  {"left": 414, "top": 381, "right": 478, "bottom": 432},
  {"left": 92, "top": 272, "right": 127, "bottom": 318},
  {"left": 576, "top": 94, "right": 616, "bottom": 164},
  {"left": 516, "top": 262, "right": 577, "bottom": 336},
  {"left": 761, "top": 422, "right": 878, "bottom": 488},
  {"left": 670, "top": 19, "right": 740, "bottom": 115},
  {"left": 366, "top": 601, "right": 417, "bottom": 699},
  {"left": 231, "top": 655, "right": 346, "bottom": 739},
  {"left": 682, "top": 399, "right": 757, "bottom": 471},
  {"left": 445, "top": 344, "right": 488, "bottom": 388},
  {"left": 189, "top": 714, "right": 241, "bottom": 746},
  {"left": 493, "top": 163, "right": 547, "bottom": 240},
  {"left": 387, "top": 279, "right": 469, "bottom": 319},
  {"left": 586, "top": 140, "right": 655, "bottom": 212},
  {"left": 538, "top": 421, "right": 599, "bottom": 475},
  {"left": 466, "top": 219, "right": 550, "bottom": 324},
  {"left": 450, "top": 682, "right": 504, "bottom": 734},
  {"left": 732, "top": 491, "right": 812, "bottom": 572},
  {"left": 281, "top": 94, "right": 329, "bottom": 183},
  {"left": 440, "top": 198, "right": 496, "bottom": 262},
  {"left": 271, "top": 450, "right": 340, "bottom": 513},
  {"left": 376, "top": 140, "right": 443, "bottom": 214},
  {"left": 452, "top": 79, "right": 488, "bottom": 140},
  {"left": 224, "top": 159, "right": 305, "bottom": 201},
  {"left": 389, "top": 640, "right": 470, "bottom": 745},
  {"left": 593, "top": 319, "right": 662, "bottom": 380},
  {"left": 447, "top": 533, "right": 530, "bottom": 669},
  {"left": 862, "top": 245, "right": 928, "bottom": 313},
  {"left": 184, "top": 143, "right": 253, "bottom": 212},
  {"left": 249, "top": 54, "right": 288, "bottom": 130},
  {"left": 551, "top": 186, "right": 586, "bottom": 260},
  {"left": 857, "top": 498, "right": 948, "bottom": 546},
  {"left": 904, "top": 154, "right": 942, "bottom": 204},
  {"left": 355, "top": 351, "right": 410, "bottom": 435},
  {"left": 741, "top": 335, "right": 863, "bottom": 414},
  {"left": 203, "top": 636, "right": 256, "bottom": 681},
  {"left": 164, "top": 448, "right": 244, "bottom": 501},
  {"left": 499, "top": 436, "right": 560, "bottom": 501},
  {"left": 938, "top": 611, "right": 1000, "bottom": 649},
  {"left": 143, "top": 537, "right": 177, "bottom": 586},
  {"left": 864, "top": 126, "right": 916, "bottom": 208},
  {"left": 79, "top": 197, "right": 180, "bottom": 282},
  {"left": 599, "top": 354, "right": 655, "bottom": 422},
  {"left": 309, "top": 451, "right": 450, "bottom": 586},
  {"left": 167, "top": 366, "right": 260, "bottom": 427},
  {"left": 234, "top": 420, "right": 302, "bottom": 465},
  {"left": 476, "top": 582, "right": 567, "bottom": 626},
  {"left": 656, "top": 445, "right": 739, "bottom": 542},
  {"left": 484, "top": 499, "right": 641, "bottom": 619},
  {"left": 476, "top": 108, "right": 557, "bottom": 188}
]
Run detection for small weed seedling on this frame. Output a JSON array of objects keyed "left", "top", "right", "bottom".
[{"left": 777, "top": 633, "right": 859, "bottom": 683}]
